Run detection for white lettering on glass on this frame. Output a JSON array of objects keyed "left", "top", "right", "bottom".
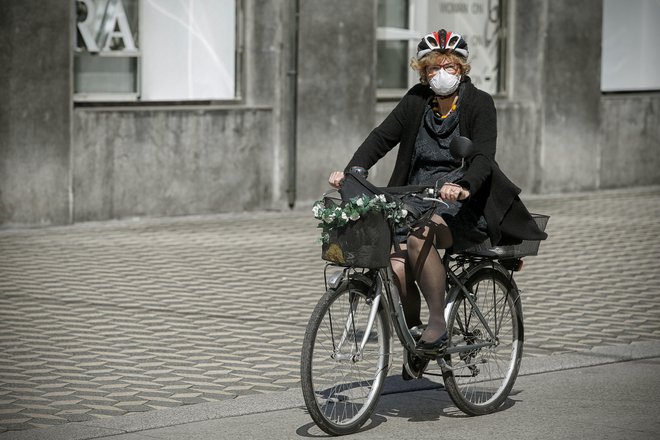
[
  {"left": 99, "top": 0, "right": 137, "bottom": 51},
  {"left": 77, "top": 0, "right": 100, "bottom": 52},
  {"left": 76, "top": 0, "right": 137, "bottom": 53}
]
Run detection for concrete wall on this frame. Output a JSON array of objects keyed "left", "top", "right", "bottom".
[
  {"left": 1, "top": 0, "right": 659, "bottom": 226},
  {"left": 72, "top": 107, "right": 273, "bottom": 221},
  {"left": 532, "top": 0, "right": 660, "bottom": 192},
  {"left": 539, "top": 0, "right": 603, "bottom": 193},
  {"left": 0, "top": 1, "right": 72, "bottom": 225},
  {"left": 295, "top": 0, "right": 377, "bottom": 204},
  {"left": 600, "top": 95, "right": 660, "bottom": 188},
  {"left": 493, "top": 101, "right": 538, "bottom": 192},
  {"left": 506, "top": 0, "right": 546, "bottom": 192},
  {"left": 244, "top": 0, "right": 293, "bottom": 208}
]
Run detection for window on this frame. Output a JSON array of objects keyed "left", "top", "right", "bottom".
[
  {"left": 140, "top": 0, "right": 236, "bottom": 101},
  {"left": 376, "top": 0, "right": 418, "bottom": 96},
  {"left": 601, "top": 0, "right": 660, "bottom": 92},
  {"left": 75, "top": 0, "right": 140, "bottom": 101},
  {"left": 377, "top": 0, "right": 507, "bottom": 98},
  {"left": 74, "top": 0, "right": 239, "bottom": 102}
]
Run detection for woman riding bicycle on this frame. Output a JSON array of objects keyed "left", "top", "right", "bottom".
[{"left": 328, "top": 30, "right": 543, "bottom": 361}]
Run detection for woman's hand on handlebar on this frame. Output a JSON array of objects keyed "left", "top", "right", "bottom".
[
  {"left": 328, "top": 171, "right": 345, "bottom": 188},
  {"left": 438, "top": 182, "right": 470, "bottom": 202}
]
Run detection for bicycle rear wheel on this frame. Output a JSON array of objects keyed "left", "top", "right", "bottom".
[
  {"left": 300, "top": 280, "right": 390, "bottom": 435},
  {"left": 442, "top": 268, "right": 523, "bottom": 415}
]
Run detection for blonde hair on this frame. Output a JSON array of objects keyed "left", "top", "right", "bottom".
[{"left": 410, "top": 50, "right": 471, "bottom": 85}]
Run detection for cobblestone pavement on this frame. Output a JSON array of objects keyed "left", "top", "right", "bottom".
[{"left": 1, "top": 187, "right": 659, "bottom": 433}]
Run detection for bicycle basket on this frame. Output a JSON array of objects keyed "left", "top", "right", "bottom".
[
  {"left": 320, "top": 198, "right": 392, "bottom": 268},
  {"left": 461, "top": 213, "right": 550, "bottom": 258}
]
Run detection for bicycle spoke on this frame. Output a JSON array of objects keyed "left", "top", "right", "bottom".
[
  {"left": 301, "top": 281, "right": 390, "bottom": 435},
  {"left": 442, "top": 268, "right": 523, "bottom": 415}
]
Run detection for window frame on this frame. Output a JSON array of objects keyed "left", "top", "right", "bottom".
[
  {"left": 376, "top": 0, "right": 419, "bottom": 100},
  {"left": 73, "top": 0, "right": 245, "bottom": 106},
  {"left": 376, "top": 0, "right": 509, "bottom": 100}
]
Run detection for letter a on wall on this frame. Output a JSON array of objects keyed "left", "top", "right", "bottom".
[
  {"left": 76, "top": 0, "right": 137, "bottom": 53},
  {"left": 98, "top": 0, "right": 137, "bottom": 52}
]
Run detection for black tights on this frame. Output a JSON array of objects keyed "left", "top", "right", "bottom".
[{"left": 391, "top": 214, "right": 452, "bottom": 343}]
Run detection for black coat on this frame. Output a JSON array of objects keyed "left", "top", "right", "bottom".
[
  {"left": 346, "top": 78, "right": 496, "bottom": 194},
  {"left": 345, "top": 78, "right": 547, "bottom": 245},
  {"left": 480, "top": 161, "right": 548, "bottom": 245}
]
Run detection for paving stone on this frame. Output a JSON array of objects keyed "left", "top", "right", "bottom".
[
  {"left": 1, "top": 188, "right": 659, "bottom": 431},
  {"left": 112, "top": 404, "right": 152, "bottom": 412},
  {"left": 49, "top": 400, "right": 83, "bottom": 408},
  {"left": 59, "top": 412, "right": 95, "bottom": 423},
  {"left": 143, "top": 399, "right": 181, "bottom": 408},
  {"left": 0, "top": 421, "right": 32, "bottom": 431}
]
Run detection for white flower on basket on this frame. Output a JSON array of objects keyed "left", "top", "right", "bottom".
[
  {"left": 322, "top": 210, "right": 336, "bottom": 223},
  {"left": 312, "top": 193, "right": 408, "bottom": 245}
]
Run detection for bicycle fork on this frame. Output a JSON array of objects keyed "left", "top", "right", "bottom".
[{"left": 331, "top": 282, "right": 383, "bottom": 363}]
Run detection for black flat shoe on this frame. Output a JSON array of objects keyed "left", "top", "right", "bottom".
[{"left": 415, "top": 331, "right": 449, "bottom": 355}]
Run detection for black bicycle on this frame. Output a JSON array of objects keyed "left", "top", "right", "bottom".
[{"left": 300, "top": 142, "right": 548, "bottom": 436}]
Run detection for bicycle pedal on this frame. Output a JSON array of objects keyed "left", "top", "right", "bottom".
[{"left": 403, "top": 352, "right": 429, "bottom": 380}]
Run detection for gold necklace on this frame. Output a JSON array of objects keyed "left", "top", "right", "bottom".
[{"left": 436, "top": 95, "right": 458, "bottom": 119}]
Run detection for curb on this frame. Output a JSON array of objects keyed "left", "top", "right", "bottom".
[{"left": 3, "top": 340, "right": 659, "bottom": 440}]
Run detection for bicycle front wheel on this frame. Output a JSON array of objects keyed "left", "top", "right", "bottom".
[
  {"left": 442, "top": 268, "right": 524, "bottom": 415},
  {"left": 300, "top": 280, "right": 391, "bottom": 436}
]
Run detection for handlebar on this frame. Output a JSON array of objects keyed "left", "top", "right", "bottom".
[
  {"left": 343, "top": 169, "right": 450, "bottom": 207},
  {"left": 382, "top": 185, "right": 447, "bottom": 204}
]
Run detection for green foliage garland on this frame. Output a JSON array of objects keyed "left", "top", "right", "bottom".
[{"left": 312, "top": 194, "right": 408, "bottom": 243}]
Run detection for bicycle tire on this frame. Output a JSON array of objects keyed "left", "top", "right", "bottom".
[
  {"left": 300, "top": 280, "right": 391, "bottom": 435},
  {"left": 441, "top": 267, "right": 524, "bottom": 415}
]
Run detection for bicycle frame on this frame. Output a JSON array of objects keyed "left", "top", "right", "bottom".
[{"left": 324, "top": 256, "right": 514, "bottom": 363}]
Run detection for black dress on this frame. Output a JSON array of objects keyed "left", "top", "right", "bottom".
[{"left": 396, "top": 100, "right": 488, "bottom": 251}]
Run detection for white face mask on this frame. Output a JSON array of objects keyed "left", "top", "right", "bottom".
[{"left": 429, "top": 69, "right": 461, "bottom": 96}]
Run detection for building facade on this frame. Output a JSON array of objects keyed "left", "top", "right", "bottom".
[{"left": 1, "top": 0, "right": 659, "bottom": 226}]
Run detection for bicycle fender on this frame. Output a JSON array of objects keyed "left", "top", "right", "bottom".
[
  {"left": 464, "top": 261, "right": 512, "bottom": 279},
  {"left": 326, "top": 269, "right": 374, "bottom": 293},
  {"left": 444, "top": 285, "right": 461, "bottom": 323},
  {"left": 347, "top": 273, "right": 375, "bottom": 293}
]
